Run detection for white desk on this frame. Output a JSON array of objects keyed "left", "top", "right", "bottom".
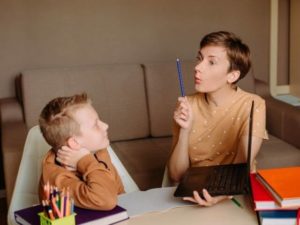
[{"left": 118, "top": 193, "right": 258, "bottom": 225}]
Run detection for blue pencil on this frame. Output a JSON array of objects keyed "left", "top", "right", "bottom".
[{"left": 176, "top": 58, "right": 185, "bottom": 97}]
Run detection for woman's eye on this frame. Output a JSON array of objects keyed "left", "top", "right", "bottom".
[
  {"left": 196, "top": 54, "right": 203, "bottom": 61},
  {"left": 209, "top": 60, "right": 215, "bottom": 65}
]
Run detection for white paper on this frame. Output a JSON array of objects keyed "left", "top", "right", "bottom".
[{"left": 117, "top": 187, "right": 193, "bottom": 217}]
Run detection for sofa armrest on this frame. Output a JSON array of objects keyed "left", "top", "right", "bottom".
[
  {"left": 0, "top": 98, "right": 24, "bottom": 124},
  {"left": 265, "top": 98, "right": 300, "bottom": 150},
  {"left": 254, "top": 79, "right": 300, "bottom": 149},
  {"left": 0, "top": 98, "right": 27, "bottom": 205}
]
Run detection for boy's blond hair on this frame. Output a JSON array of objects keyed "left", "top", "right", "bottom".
[{"left": 39, "top": 93, "right": 91, "bottom": 152}]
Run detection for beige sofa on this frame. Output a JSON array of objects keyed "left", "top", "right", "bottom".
[{"left": 1, "top": 61, "right": 300, "bottom": 205}]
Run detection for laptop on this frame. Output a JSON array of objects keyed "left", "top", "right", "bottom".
[{"left": 174, "top": 100, "right": 254, "bottom": 197}]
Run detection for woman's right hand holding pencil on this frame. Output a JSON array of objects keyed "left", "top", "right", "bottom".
[{"left": 174, "top": 97, "right": 193, "bottom": 131}]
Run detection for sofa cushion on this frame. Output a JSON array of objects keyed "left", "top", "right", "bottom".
[
  {"left": 111, "top": 137, "right": 172, "bottom": 190},
  {"left": 144, "top": 61, "right": 196, "bottom": 137},
  {"left": 256, "top": 134, "right": 300, "bottom": 169},
  {"left": 21, "top": 64, "right": 149, "bottom": 141}
]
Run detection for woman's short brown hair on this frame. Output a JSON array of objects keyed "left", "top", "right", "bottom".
[
  {"left": 200, "top": 31, "right": 251, "bottom": 83},
  {"left": 39, "top": 93, "right": 91, "bottom": 151}
]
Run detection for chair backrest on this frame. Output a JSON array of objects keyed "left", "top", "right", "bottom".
[{"left": 7, "top": 125, "right": 139, "bottom": 225}]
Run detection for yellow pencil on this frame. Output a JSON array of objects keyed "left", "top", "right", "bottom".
[{"left": 66, "top": 189, "right": 70, "bottom": 216}]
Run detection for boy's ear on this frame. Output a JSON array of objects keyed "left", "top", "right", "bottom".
[
  {"left": 227, "top": 70, "right": 240, "bottom": 84},
  {"left": 66, "top": 137, "right": 81, "bottom": 150}
]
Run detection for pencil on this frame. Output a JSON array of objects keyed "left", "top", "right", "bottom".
[
  {"left": 51, "top": 197, "right": 62, "bottom": 218},
  {"left": 48, "top": 209, "right": 55, "bottom": 220},
  {"left": 65, "top": 188, "right": 70, "bottom": 216},
  {"left": 231, "top": 197, "right": 243, "bottom": 208},
  {"left": 176, "top": 58, "right": 185, "bottom": 97},
  {"left": 60, "top": 188, "right": 65, "bottom": 217}
]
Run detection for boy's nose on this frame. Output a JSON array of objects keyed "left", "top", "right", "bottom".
[
  {"left": 103, "top": 122, "right": 109, "bottom": 131},
  {"left": 98, "top": 120, "right": 109, "bottom": 130}
]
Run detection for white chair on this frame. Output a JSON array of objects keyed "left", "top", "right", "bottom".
[
  {"left": 161, "top": 166, "right": 178, "bottom": 187},
  {"left": 7, "top": 125, "right": 139, "bottom": 225}
]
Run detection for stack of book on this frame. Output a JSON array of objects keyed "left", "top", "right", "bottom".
[{"left": 250, "top": 166, "right": 300, "bottom": 225}]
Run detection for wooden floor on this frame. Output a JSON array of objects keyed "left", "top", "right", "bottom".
[{"left": 0, "top": 197, "right": 7, "bottom": 225}]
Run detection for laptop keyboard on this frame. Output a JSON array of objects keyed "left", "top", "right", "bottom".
[{"left": 206, "top": 165, "right": 246, "bottom": 194}]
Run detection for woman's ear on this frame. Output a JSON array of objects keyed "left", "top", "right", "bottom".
[
  {"left": 227, "top": 70, "right": 240, "bottom": 84},
  {"left": 66, "top": 137, "right": 81, "bottom": 150}
]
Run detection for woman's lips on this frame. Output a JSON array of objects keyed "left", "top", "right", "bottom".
[{"left": 195, "top": 78, "right": 201, "bottom": 84}]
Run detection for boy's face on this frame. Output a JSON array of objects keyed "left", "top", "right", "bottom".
[
  {"left": 71, "top": 104, "right": 109, "bottom": 152},
  {"left": 194, "top": 45, "right": 235, "bottom": 93}
]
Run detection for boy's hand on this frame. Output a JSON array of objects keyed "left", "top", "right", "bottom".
[
  {"left": 56, "top": 146, "right": 90, "bottom": 170},
  {"left": 183, "top": 189, "right": 231, "bottom": 207},
  {"left": 173, "top": 97, "right": 193, "bottom": 131}
]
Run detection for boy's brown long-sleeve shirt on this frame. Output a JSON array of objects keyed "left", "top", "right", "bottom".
[{"left": 39, "top": 148, "right": 124, "bottom": 210}]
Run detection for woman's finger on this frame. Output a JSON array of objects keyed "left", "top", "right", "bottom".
[
  {"left": 193, "top": 191, "right": 208, "bottom": 206},
  {"left": 182, "top": 197, "right": 197, "bottom": 203},
  {"left": 202, "top": 189, "right": 214, "bottom": 204}
]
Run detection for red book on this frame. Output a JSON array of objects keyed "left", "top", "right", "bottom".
[{"left": 250, "top": 173, "right": 281, "bottom": 210}]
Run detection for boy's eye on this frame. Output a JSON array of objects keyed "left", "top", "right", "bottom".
[{"left": 209, "top": 60, "right": 216, "bottom": 65}]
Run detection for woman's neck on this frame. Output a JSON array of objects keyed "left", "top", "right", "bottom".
[{"left": 205, "top": 85, "right": 237, "bottom": 107}]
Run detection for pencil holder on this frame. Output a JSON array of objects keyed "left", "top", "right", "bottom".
[{"left": 38, "top": 212, "right": 76, "bottom": 225}]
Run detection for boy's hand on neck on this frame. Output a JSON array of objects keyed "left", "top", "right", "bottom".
[{"left": 56, "top": 145, "right": 90, "bottom": 171}]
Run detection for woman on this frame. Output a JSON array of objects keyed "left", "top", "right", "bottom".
[{"left": 168, "top": 31, "right": 268, "bottom": 206}]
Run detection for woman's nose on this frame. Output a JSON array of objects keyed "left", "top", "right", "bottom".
[
  {"left": 195, "top": 64, "right": 202, "bottom": 75},
  {"left": 195, "top": 60, "right": 203, "bottom": 71}
]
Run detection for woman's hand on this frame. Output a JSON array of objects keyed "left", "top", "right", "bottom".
[
  {"left": 173, "top": 97, "right": 193, "bottom": 131},
  {"left": 56, "top": 146, "right": 90, "bottom": 170},
  {"left": 183, "top": 189, "right": 231, "bottom": 207}
]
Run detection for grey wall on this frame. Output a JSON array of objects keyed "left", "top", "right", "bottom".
[{"left": 0, "top": 0, "right": 272, "bottom": 98}]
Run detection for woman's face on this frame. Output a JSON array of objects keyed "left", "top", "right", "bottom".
[{"left": 194, "top": 45, "right": 234, "bottom": 93}]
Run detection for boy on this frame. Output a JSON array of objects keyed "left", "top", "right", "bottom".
[{"left": 39, "top": 93, "right": 124, "bottom": 210}]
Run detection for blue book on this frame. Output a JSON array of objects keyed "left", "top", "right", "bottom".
[
  {"left": 14, "top": 204, "right": 129, "bottom": 225},
  {"left": 258, "top": 210, "right": 298, "bottom": 225}
]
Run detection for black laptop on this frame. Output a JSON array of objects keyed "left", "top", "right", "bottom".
[{"left": 174, "top": 101, "right": 254, "bottom": 198}]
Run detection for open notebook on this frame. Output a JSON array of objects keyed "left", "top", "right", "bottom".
[{"left": 174, "top": 101, "right": 254, "bottom": 197}]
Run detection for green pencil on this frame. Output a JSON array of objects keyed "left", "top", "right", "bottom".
[{"left": 231, "top": 197, "right": 243, "bottom": 208}]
